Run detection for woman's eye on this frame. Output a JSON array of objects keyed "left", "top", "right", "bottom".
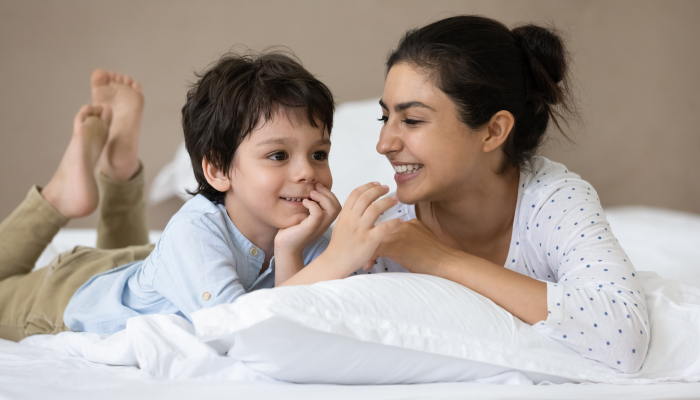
[
  {"left": 377, "top": 116, "right": 389, "bottom": 124},
  {"left": 268, "top": 151, "right": 288, "bottom": 161},
  {"left": 402, "top": 118, "right": 422, "bottom": 125},
  {"left": 311, "top": 151, "right": 328, "bottom": 161}
]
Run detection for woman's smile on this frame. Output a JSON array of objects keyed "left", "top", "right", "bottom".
[{"left": 392, "top": 162, "right": 424, "bottom": 184}]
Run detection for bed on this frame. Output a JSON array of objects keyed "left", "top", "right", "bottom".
[{"left": 2, "top": 100, "right": 699, "bottom": 399}]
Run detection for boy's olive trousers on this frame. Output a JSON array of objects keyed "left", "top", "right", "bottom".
[{"left": 0, "top": 167, "right": 154, "bottom": 341}]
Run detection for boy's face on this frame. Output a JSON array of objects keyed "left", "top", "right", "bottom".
[{"left": 225, "top": 115, "right": 333, "bottom": 232}]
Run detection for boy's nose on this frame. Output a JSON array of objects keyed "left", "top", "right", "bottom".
[{"left": 292, "top": 159, "right": 316, "bottom": 183}]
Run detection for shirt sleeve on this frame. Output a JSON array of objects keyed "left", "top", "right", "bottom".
[
  {"left": 526, "top": 177, "right": 650, "bottom": 373},
  {"left": 150, "top": 216, "right": 247, "bottom": 321}
]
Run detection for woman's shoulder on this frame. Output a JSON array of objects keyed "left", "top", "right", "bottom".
[
  {"left": 520, "top": 156, "right": 583, "bottom": 192},
  {"left": 519, "top": 157, "right": 599, "bottom": 203}
]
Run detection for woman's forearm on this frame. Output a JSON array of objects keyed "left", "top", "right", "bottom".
[{"left": 438, "top": 251, "right": 548, "bottom": 325}]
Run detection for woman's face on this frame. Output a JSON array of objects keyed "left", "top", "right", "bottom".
[{"left": 377, "top": 63, "right": 490, "bottom": 205}]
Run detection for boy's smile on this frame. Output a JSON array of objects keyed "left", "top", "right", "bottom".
[{"left": 222, "top": 113, "right": 333, "bottom": 246}]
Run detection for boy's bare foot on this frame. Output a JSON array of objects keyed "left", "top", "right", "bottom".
[
  {"left": 91, "top": 69, "right": 144, "bottom": 183},
  {"left": 43, "top": 105, "right": 112, "bottom": 219}
]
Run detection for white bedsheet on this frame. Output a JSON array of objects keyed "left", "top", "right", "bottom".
[{"left": 2, "top": 337, "right": 700, "bottom": 400}]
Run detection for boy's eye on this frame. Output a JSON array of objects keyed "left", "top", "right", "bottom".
[
  {"left": 377, "top": 116, "right": 389, "bottom": 124},
  {"left": 311, "top": 151, "right": 328, "bottom": 161},
  {"left": 268, "top": 151, "right": 288, "bottom": 161}
]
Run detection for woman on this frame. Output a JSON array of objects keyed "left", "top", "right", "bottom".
[{"left": 285, "top": 15, "right": 649, "bottom": 373}]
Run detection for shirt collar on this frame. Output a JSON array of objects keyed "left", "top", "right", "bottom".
[{"left": 216, "top": 203, "right": 266, "bottom": 264}]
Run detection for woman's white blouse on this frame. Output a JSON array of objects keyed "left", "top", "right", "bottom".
[{"left": 358, "top": 156, "right": 650, "bottom": 373}]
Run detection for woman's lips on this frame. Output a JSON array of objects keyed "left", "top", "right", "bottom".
[{"left": 393, "top": 164, "right": 424, "bottom": 184}]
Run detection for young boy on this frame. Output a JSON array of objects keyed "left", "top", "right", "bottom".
[{"left": 0, "top": 52, "right": 342, "bottom": 339}]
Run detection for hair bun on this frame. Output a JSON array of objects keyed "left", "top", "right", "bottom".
[{"left": 512, "top": 24, "right": 568, "bottom": 104}]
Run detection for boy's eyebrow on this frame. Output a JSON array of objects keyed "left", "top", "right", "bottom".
[
  {"left": 379, "top": 98, "right": 435, "bottom": 113},
  {"left": 257, "top": 138, "right": 295, "bottom": 146},
  {"left": 256, "top": 137, "right": 331, "bottom": 146}
]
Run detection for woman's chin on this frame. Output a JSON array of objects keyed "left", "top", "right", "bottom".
[{"left": 396, "top": 187, "right": 423, "bottom": 205}]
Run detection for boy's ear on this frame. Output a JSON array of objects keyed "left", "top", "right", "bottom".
[
  {"left": 482, "top": 110, "right": 515, "bottom": 153},
  {"left": 202, "top": 157, "right": 232, "bottom": 193}
]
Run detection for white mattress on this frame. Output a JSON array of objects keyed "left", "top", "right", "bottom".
[{"left": 2, "top": 206, "right": 700, "bottom": 400}]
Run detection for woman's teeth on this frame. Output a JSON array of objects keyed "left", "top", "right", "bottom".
[
  {"left": 393, "top": 164, "right": 423, "bottom": 174},
  {"left": 282, "top": 197, "right": 306, "bottom": 202}
]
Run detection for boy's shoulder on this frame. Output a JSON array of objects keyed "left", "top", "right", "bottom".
[{"left": 161, "top": 194, "right": 229, "bottom": 236}]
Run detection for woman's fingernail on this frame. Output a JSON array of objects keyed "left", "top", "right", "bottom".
[
  {"left": 391, "top": 195, "right": 398, "bottom": 200},
  {"left": 311, "top": 190, "right": 318, "bottom": 195},
  {"left": 381, "top": 185, "right": 389, "bottom": 189},
  {"left": 372, "top": 181, "right": 380, "bottom": 185},
  {"left": 317, "top": 182, "right": 325, "bottom": 189}
]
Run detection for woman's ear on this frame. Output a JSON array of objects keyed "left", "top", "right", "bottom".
[
  {"left": 482, "top": 110, "right": 515, "bottom": 153},
  {"left": 202, "top": 157, "right": 232, "bottom": 193}
]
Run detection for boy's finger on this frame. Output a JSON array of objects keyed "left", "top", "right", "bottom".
[
  {"left": 298, "top": 199, "right": 323, "bottom": 230},
  {"left": 309, "top": 189, "right": 335, "bottom": 212},
  {"left": 353, "top": 185, "right": 391, "bottom": 219},
  {"left": 313, "top": 183, "right": 342, "bottom": 210},
  {"left": 343, "top": 182, "right": 381, "bottom": 209}
]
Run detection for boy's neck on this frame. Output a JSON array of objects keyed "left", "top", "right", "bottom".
[{"left": 223, "top": 198, "right": 277, "bottom": 263}]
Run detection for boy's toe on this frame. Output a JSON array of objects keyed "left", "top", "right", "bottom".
[{"left": 91, "top": 68, "right": 110, "bottom": 87}]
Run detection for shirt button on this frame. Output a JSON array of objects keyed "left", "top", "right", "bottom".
[
  {"left": 202, "top": 292, "right": 211, "bottom": 301},
  {"left": 249, "top": 247, "right": 259, "bottom": 256}
]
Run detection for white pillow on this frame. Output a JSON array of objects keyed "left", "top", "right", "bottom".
[
  {"left": 605, "top": 206, "right": 700, "bottom": 287},
  {"left": 148, "top": 98, "right": 395, "bottom": 207},
  {"left": 192, "top": 272, "right": 700, "bottom": 385}
]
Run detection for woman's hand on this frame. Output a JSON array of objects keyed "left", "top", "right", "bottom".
[
  {"left": 278, "top": 182, "right": 402, "bottom": 286},
  {"left": 324, "top": 182, "right": 403, "bottom": 275},
  {"left": 362, "top": 218, "right": 459, "bottom": 276}
]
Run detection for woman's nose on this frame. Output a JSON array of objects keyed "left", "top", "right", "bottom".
[{"left": 376, "top": 124, "right": 403, "bottom": 156}]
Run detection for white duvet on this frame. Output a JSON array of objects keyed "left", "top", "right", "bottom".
[{"left": 17, "top": 270, "right": 700, "bottom": 385}]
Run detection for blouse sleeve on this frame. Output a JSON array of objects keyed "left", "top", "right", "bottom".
[{"left": 525, "top": 175, "right": 650, "bottom": 373}]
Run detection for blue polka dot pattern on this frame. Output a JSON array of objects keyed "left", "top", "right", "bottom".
[{"left": 364, "top": 157, "right": 649, "bottom": 374}]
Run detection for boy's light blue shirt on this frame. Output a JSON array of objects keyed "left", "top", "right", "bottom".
[{"left": 63, "top": 194, "right": 331, "bottom": 335}]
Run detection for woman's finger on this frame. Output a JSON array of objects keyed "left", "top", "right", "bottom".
[
  {"left": 359, "top": 194, "right": 398, "bottom": 228},
  {"left": 352, "top": 185, "right": 390, "bottom": 219},
  {"left": 373, "top": 217, "right": 404, "bottom": 238},
  {"left": 343, "top": 182, "right": 381, "bottom": 210}
]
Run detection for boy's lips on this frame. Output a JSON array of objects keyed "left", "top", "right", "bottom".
[{"left": 280, "top": 196, "right": 310, "bottom": 205}]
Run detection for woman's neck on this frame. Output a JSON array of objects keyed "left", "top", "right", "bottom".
[{"left": 416, "top": 167, "right": 520, "bottom": 262}]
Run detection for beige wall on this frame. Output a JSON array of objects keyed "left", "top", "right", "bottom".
[{"left": 1, "top": 0, "right": 698, "bottom": 230}]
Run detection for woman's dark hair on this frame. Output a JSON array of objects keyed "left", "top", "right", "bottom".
[
  {"left": 182, "top": 51, "right": 335, "bottom": 203},
  {"left": 386, "top": 15, "right": 577, "bottom": 174}
]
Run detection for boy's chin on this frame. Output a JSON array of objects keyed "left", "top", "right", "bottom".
[{"left": 278, "top": 212, "right": 310, "bottom": 229}]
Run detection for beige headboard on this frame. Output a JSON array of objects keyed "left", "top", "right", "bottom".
[{"left": 1, "top": 0, "right": 698, "bottom": 229}]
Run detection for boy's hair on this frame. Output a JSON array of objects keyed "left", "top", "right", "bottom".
[{"left": 182, "top": 51, "right": 335, "bottom": 204}]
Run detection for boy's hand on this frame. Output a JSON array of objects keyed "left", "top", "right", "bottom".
[
  {"left": 323, "top": 182, "right": 403, "bottom": 275},
  {"left": 274, "top": 182, "right": 341, "bottom": 256}
]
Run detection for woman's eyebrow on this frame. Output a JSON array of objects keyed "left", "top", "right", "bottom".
[{"left": 379, "top": 99, "right": 435, "bottom": 112}]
